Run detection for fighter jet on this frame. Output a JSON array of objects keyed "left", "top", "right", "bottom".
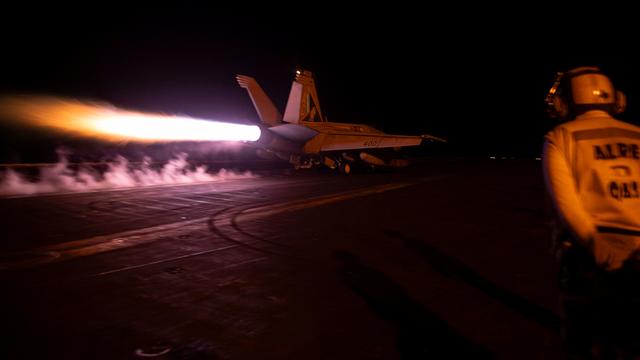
[{"left": 237, "top": 70, "right": 445, "bottom": 174}]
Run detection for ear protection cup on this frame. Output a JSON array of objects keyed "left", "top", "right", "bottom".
[
  {"left": 551, "top": 95, "right": 569, "bottom": 119},
  {"left": 615, "top": 90, "right": 626, "bottom": 114},
  {"left": 545, "top": 72, "right": 566, "bottom": 119}
]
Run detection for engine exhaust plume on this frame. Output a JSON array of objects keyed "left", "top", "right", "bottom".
[{"left": 0, "top": 96, "right": 261, "bottom": 142}]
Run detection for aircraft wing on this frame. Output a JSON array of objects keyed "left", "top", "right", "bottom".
[
  {"left": 264, "top": 121, "right": 446, "bottom": 153},
  {"left": 421, "top": 134, "right": 447, "bottom": 143},
  {"left": 303, "top": 132, "right": 424, "bottom": 153}
]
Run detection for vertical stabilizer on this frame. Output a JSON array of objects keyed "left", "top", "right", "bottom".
[
  {"left": 236, "top": 75, "right": 282, "bottom": 126},
  {"left": 283, "top": 70, "right": 325, "bottom": 124}
]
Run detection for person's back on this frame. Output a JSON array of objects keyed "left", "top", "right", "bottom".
[
  {"left": 543, "top": 66, "right": 640, "bottom": 358},
  {"left": 547, "top": 111, "right": 640, "bottom": 264}
]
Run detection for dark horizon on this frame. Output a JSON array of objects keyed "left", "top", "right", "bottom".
[{"left": 3, "top": 6, "right": 640, "bottom": 161}]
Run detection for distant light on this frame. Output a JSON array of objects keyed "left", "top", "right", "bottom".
[
  {"left": 489, "top": 156, "right": 496, "bottom": 160},
  {"left": 296, "top": 70, "right": 301, "bottom": 75},
  {"left": 535, "top": 157, "right": 541, "bottom": 161}
]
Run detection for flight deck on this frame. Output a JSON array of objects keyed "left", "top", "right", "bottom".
[{"left": 0, "top": 158, "right": 562, "bottom": 359}]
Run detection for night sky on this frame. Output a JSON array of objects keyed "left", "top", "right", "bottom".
[{"left": 2, "top": 4, "right": 640, "bottom": 161}]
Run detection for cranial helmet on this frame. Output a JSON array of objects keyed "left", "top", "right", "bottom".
[{"left": 545, "top": 66, "right": 626, "bottom": 120}]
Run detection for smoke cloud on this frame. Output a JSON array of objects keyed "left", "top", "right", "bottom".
[{"left": 0, "top": 152, "right": 256, "bottom": 196}]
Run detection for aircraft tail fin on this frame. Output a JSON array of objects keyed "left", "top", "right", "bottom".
[
  {"left": 236, "top": 74, "right": 282, "bottom": 126},
  {"left": 283, "top": 70, "right": 326, "bottom": 124}
]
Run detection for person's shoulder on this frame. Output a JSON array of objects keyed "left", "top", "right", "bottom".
[
  {"left": 554, "top": 115, "right": 610, "bottom": 133},
  {"left": 610, "top": 117, "right": 640, "bottom": 132},
  {"left": 545, "top": 121, "right": 572, "bottom": 139}
]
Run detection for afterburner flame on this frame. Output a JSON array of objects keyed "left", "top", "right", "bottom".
[{"left": 0, "top": 96, "right": 261, "bottom": 142}]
